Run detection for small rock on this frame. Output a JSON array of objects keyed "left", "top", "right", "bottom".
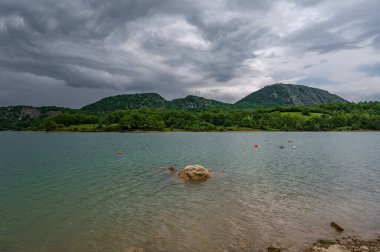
[
  {"left": 323, "top": 245, "right": 349, "bottom": 252},
  {"left": 359, "top": 246, "right": 369, "bottom": 251},
  {"left": 168, "top": 166, "right": 176, "bottom": 172},
  {"left": 330, "top": 222, "right": 344, "bottom": 233},
  {"left": 268, "top": 244, "right": 281, "bottom": 252}
]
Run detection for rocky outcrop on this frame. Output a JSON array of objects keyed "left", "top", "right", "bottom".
[
  {"left": 177, "top": 165, "right": 211, "bottom": 182},
  {"left": 304, "top": 235, "right": 380, "bottom": 252}
]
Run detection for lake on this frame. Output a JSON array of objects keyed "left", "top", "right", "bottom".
[{"left": 1, "top": 132, "right": 380, "bottom": 252}]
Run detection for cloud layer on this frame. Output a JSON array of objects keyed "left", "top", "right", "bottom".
[{"left": 1, "top": 0, "right": 380, "bottom": 107}]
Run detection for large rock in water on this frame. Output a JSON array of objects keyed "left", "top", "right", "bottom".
[{"left": 177, "top": 165, "right": 211, "bottom": 182}]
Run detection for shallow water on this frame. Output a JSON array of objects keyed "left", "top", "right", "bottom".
[{"left": 1, "top": 132, "right": 380, "bottom": 252}]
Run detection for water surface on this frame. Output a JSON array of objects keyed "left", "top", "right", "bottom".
[{"left": 1, "top": 132, "right": 380, "bottom": 251}]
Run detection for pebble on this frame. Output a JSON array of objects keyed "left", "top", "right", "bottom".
[{"left": 359, "top": 246, "right": 369, "bottom": 251}]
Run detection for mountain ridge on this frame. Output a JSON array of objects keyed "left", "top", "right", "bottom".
[
  {"left": 1, "top": 84, "right": 348, "bottom": 117},
  {"left": 81, "top": 83, "right": 347, "bottom": 113}
]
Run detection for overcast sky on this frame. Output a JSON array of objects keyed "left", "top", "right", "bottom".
[{"left": 1, "top": 0, "right": 380, "bottom": 108}]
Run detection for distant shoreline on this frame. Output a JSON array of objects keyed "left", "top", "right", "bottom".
[{"left": 1, "top": 129, "right": 379, "bottom": 133}]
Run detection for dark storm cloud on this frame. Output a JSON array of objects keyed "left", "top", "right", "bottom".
[
  {"left": 282, "top": 1, "right": 380, "bottom": 54},
  {"left": 0, "top": 0, "right": 380, "bottom": 107}
]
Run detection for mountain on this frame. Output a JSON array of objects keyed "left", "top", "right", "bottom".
[
  {"left": 81, "top": 93, "right": 171, "bottom": 113},
  {"left": 81, "top": 93, "right": 229, "bottom": 113},
  {"left": 81, "top": 84, "right": 347, "bottom": 114},
  {"left": 171, "top": 95, "right": 229, "bottom": 110},
  {"left": 236, "top": 83, "right": 347, "bottom": 106}
]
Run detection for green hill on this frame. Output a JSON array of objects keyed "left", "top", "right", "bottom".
[
  {"left": 236, "top": 83, "right": 347, "bottom": 106},
  {"left": 171, "top": 95, "right": 229, "bottom": 110},
  {"left": 81, "top": 93, "right": 229, "bottom": 113},
  {"left": 81, "top": 93, "right": 171, "bottom": 113},
  {"left": 81, "top": 84, "right": 347, "bottom": 113}
]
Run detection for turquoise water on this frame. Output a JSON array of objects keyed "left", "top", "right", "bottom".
[{"left": 0, "top": 132, "right": 380, "bottom": 252}]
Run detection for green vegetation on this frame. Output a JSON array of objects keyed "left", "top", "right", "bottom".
[
  {"left": 2, "top": 102, "right": 379, "bottom": 132},
  {"left": 81, "top": 93, "right": 231, "bottom": 114},
  {"left": 1, "top": 84, "right": 379, "bottom": 132},
  {"left": 81, "top": 93, "right": 170, "bottom": 114}
]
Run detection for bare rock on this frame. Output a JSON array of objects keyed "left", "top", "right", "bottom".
[
  {"left": 322, "top": 245, "right": 349, "bottom": 252},
  {"left": 359, "top": 246, "right": 369, "bottom": 251},
  {"left": 177, "top": 165, "right": 211, "bottom": 182}
]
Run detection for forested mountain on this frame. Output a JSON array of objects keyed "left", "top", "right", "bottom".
[
  {"left": 81, "top": 84, "right": 347, "bottom": 113},
  {"left": 81, "top": 93, "right": 230, "bottom": 113},
  {"left": 236, "top": 83, "right": 347, "bottom": 106},
  {"left": 81, "top": 93, "right": 171, "bottom": 113},
  {"left": 171, "top": 95, "right": 229, "bottom": 110}
]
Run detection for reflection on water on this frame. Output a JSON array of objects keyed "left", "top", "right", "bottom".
[{"left": 0, "top": 132, "right": 380, "bottom": 251}]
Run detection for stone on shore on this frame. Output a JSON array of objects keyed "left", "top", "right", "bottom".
[
  {"left": 177, "top": 165, "right": 211, "bottom": 182},
  {"left": 322, "top": 245, "right": 349, "bottom": 252}
]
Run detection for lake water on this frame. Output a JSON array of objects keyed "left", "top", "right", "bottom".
[{"left": 1, "top": 132, "right": 380, "bottom": 252}]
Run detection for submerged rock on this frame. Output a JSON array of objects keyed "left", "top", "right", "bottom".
[
  {"left": 268, "top": 244, "right": 281, "bottom": 252},
  {"left": 168, "top": 166, "right": 176, "bottom": 173},
  {"left": 177, "top": 164, "right": 211, "bottom": 182},
  {"left": 330, "top": 222, "right": 344, "bottom": 233}
]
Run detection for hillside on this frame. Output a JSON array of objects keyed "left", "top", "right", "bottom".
[
  {"left": 81, "top": 93, "right": 229, "bottom": 113},
  {"left": 81, "top": 84, "right": 348, "bottom": 113},
  {"left": 0, "top": 106, "right": 74, "bottom": 130},
  {"left": 81, "top": 93, "right": 171, "bottom": 113},
  {"left": 171, "top": 95, "right": 229, "bottom": 110},
  {"left": 236, "top": 83, "right": 347, "bottom": 106}
]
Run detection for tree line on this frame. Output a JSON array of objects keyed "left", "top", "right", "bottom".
[{"left": 36, "top": 102, "right": 380, "bottom": 132}]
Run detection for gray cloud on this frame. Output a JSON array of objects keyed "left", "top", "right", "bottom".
[{"left": 0, "top": 0, "right": 380, "bottom": 107}]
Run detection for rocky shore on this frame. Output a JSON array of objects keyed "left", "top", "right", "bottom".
[{"left": 303, "top": 235, "right": 380, "bottom": 252}]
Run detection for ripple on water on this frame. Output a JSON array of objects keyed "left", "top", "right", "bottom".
[{"left": 0, "top": 132, "right": 380, "bottom": 251}]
